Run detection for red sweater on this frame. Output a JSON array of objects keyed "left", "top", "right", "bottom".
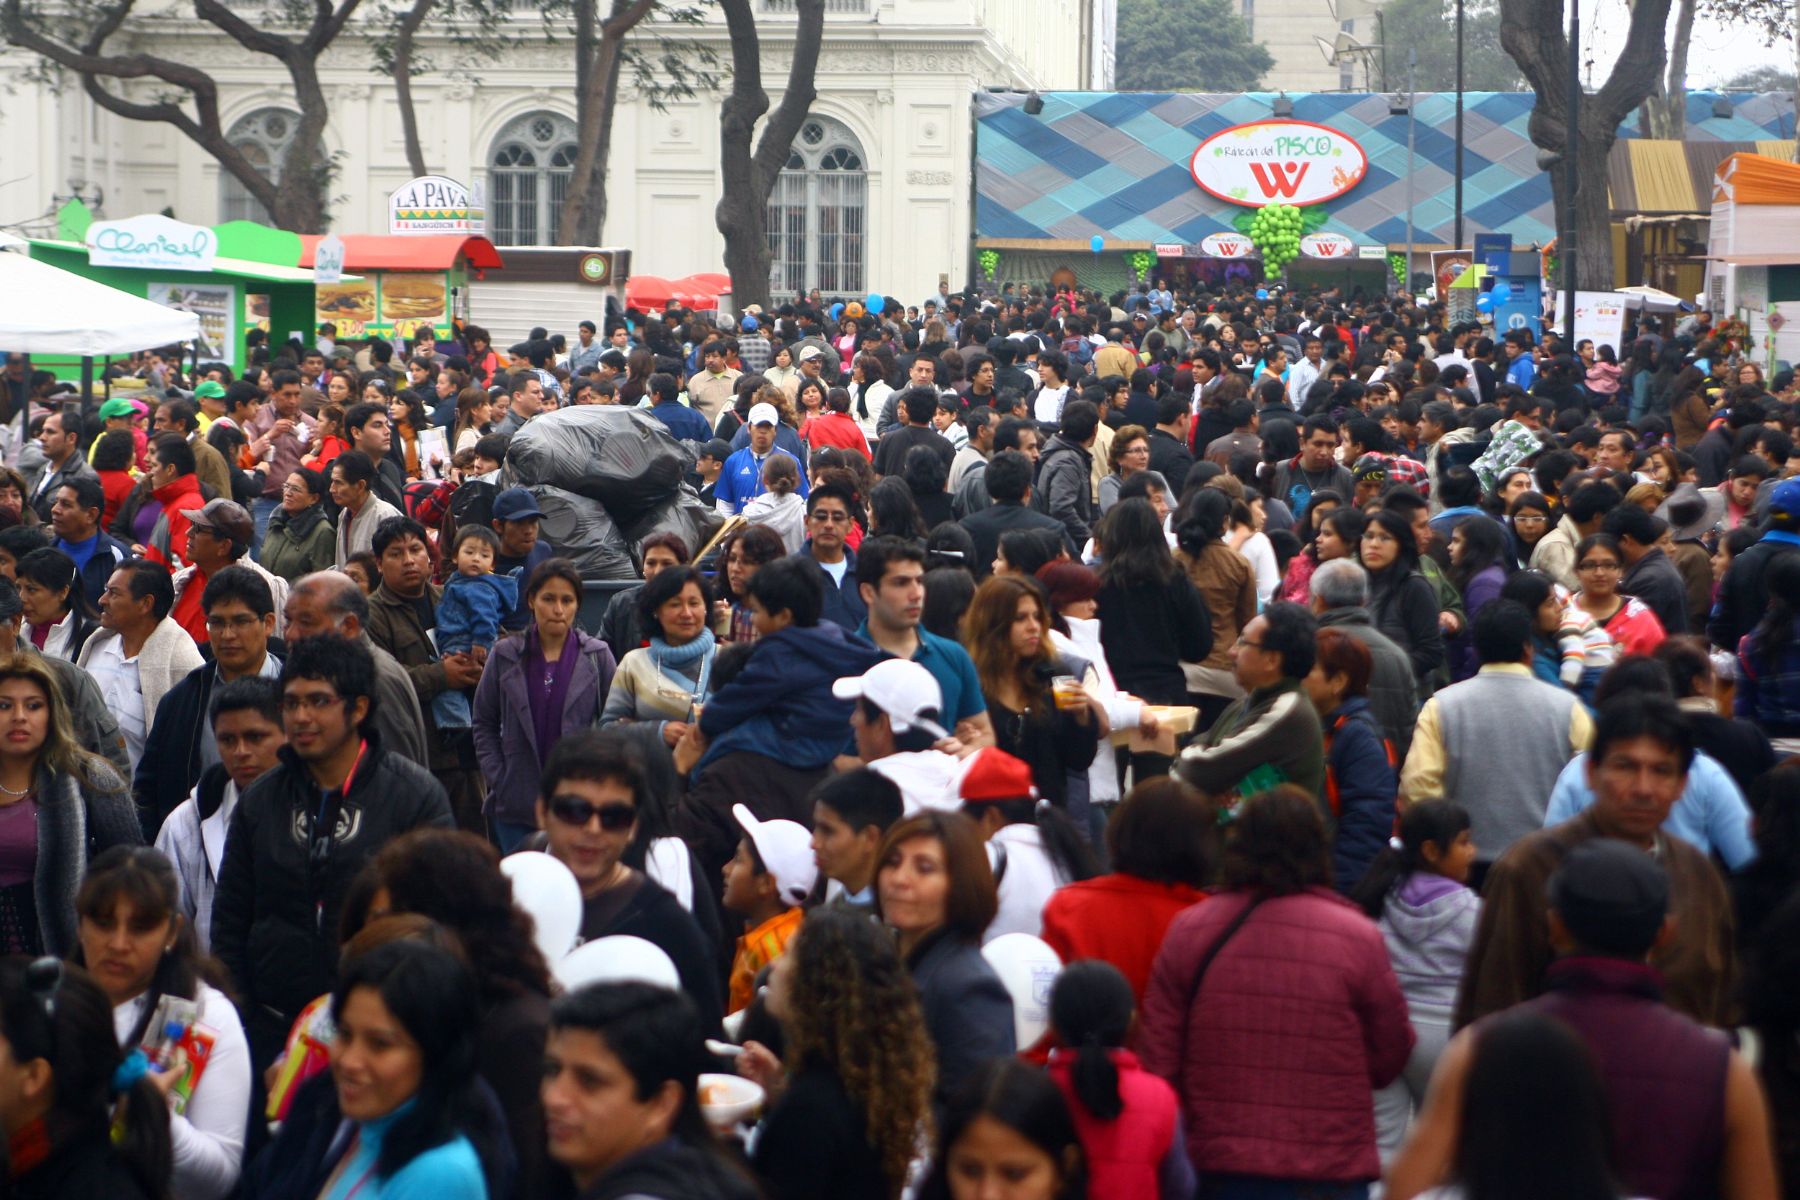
[
  {"left": 801, "top": 410, "right": 872, "bottom": 460},
  {"left": 1040, "top": 873, "right": 1204, "bottom": 1010},
  {"left": 1139, "top": 887, "right": 1413, "bottom": 1183}
]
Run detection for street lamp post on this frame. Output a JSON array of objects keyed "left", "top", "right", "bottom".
[
  {"left": 1563, "top": 0, "right": 1580, "bottom": 341},
  {"left": 1405, "top": 50, "right": 1417, "bottom": 296},
  {"left": 1454, "top": 0, "right": 1464, "bottom": 248}
]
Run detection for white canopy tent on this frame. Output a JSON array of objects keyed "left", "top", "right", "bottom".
[{"left": 0, "top": 245, "right": 199, "bottom": 355}]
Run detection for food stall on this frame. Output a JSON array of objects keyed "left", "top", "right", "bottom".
[
  {"left": 293, "top": 234, "right": 505, "bottom": 344},
  {"left": 26, "top": 204, "right": 334, "bottom": 373}
]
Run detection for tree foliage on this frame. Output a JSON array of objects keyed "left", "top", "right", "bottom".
[
  {"left": 1114, "top": 0, "right": 1271, "bottom": 92},
  {"left": 1719, "top": 64, "right": 1797, "bottom": 91},
  {"left": 0, "top": 0, "right": 360, "bottom": 232},
  {"left": 1375, "top": 0, "right": 1523, "bottom": 91}
]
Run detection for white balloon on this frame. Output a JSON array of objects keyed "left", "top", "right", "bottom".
[
  {"left": 500, "top": 851, "right": 583, "bottom": 964},
  {"left": 981, "top": 933, "right": 1062, "bottom": 1051},
  {"left": 556, "top": 935, "right": 681, "bottom": 993}
]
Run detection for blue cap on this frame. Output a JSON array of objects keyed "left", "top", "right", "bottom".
[
  {"left": 492, "top": 487, "right": 543, "bottom": 522},
  {"left": 1770, "top": 477, "right": 1800, "bottom": 526},
  {"left": 740, "top": 315, "right": 759, "bottom": 332}
]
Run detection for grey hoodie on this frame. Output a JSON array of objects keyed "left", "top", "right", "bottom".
[{"left": 1378, "top": 872, "right": 1482, "bottom": 1012}]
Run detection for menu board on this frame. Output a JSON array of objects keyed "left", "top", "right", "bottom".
[
  {"left": 147, "top": 281, "right": 237, "bottom": 368},
  {"left": 316, "top": 272, "right": 451, "bottom": 340}
]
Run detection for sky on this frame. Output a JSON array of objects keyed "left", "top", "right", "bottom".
[{"left": 1583, "top": 0, "right": 1793, "bottom": 88}]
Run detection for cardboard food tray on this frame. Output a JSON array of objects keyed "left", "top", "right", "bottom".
[{"left": 1111, "top": 704, "right": 1200, "bottom": 754}]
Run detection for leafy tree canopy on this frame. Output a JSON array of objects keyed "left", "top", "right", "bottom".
[{"left": 1114, "top": 0, "right": 1272, "bottom": 92}]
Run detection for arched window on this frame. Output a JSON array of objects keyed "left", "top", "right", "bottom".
[
  {"left": 767, "top": 115, "right": 866, "bottom": 297},
  {"left": 219, "top": 108, "right": 297, "bottom": 223},
  {"left": 487, "top": 112, "right": 578, "bottom": 246}
]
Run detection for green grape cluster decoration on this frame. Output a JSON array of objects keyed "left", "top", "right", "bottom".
[
  {"left": 1389, "top": 252, "right": 1407, "bottom": 286},
  {"left": 1127, "top": 250, "right": 1155, "bottom": 281},
  {"left": 978, "top": 249, "right": 1000, "bottom": 281},
  {"left": 1249, "top": 204, "right": 1304, "bottom": 276}
]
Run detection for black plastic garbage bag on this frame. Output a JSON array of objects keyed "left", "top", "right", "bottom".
[
  {"left": 505, "top": 406, "right": 694, "bottom": 523},
  {"left": 527, "top": 485, "right": 638, "bottom": 580},
  {"left": 623, "top": 487, "right": 724, "bottom": 562}
]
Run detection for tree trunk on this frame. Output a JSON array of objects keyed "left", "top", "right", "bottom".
[
  {"left": 1500, "top": 0, "right": 1674, "bottom": 294},
  {"left": 393, "top": 0, "right": 436, "bottom": 178},
  {"left": 558, "top": 0, "right": 655, "bottom": 245},
  {"left": 715, "top": 0, "right": 826, "bottom": 311},
  {"left": 1642, "top": 0, "right": 1695, "bottom": 138}
]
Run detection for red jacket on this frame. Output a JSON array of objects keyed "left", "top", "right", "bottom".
[
  {"left": 144, "top": 473, "right": 205, "bottom": 571},
  {"left": 801, "top": 410, "right": 872, "bottom": 460},
  {"left": 1048, "top": 1048, "right": 1182, "bottom": 1200},
  {"left": 1040, "top": 873, "right": 1204, "bottom": 1010},
  {"left": 1139, "top": 887, "right": 1413, "bottom": 1183}
]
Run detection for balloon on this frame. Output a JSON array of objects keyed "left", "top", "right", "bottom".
[
  {"left": 865, "top": 291, "right": 884, "bottom": 313},
  {"left": 981, "top": 934, "right": 1063, "bottom": 1051},
  {"left": 829, "top": 302, "right": 844, "bottom": 322},
  {"left": 556, "top": 935, "right": 681, "bottom": 992},
  {"left": 500, "top": 851, "right": 582, "bottom": 964},
  {"left": 1090, "top": 234, "right": 1105, "bottom": 253},
  {"left": 1476, "top": 294, "right": 1495, "bottom": 313},
  {"left": 1491, "top": 281, "right": 1513, "bottom": 303},
  {"left": 1256, "top": 288, "right": 1270, "bottom": 300}
]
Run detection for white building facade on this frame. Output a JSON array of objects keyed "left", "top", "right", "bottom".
[{"left": 0, "top": 0, "right": 1109, "bottom": 304}]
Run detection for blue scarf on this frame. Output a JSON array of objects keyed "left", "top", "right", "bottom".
[{"left": 649, "top": 628, "right": 716, "bottom": 696}]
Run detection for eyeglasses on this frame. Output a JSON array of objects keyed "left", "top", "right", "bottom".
[
  {"left": 280, "top": 483, "right": 311, "bottom": 496},
  {"left": 206, "top": 613, "right": 262, "bottom": 633},
  {"left": 548, "top": 795, "right": 637, "bottom": 831},
  {"left": 809, "top": 510, "right": 852, "bottom": 524},
  {"left": 1513, "top": 515, "right": 1548, "bottom": 526},
  {"left": 1577, "top": 561, "right": 1621, "bottom": 573},
  {"left": 282, "top": 689, "right": 346, "bottom": 713},
  {"left": 1234, "top": 635, "right": 1267, "bottom": 649}
]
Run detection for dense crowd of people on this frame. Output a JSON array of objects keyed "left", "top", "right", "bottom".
[{"left": 0, "top": 274, "right": 1796, "bottom": 1199}]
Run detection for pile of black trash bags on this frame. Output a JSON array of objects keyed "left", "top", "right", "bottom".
[{"left": 504, "top": 406, "right": 722, "bottom": 579}]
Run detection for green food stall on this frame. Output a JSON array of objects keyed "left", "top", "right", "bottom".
[{"left": 26, "top": 203, "right": 338, "bottom": 376}]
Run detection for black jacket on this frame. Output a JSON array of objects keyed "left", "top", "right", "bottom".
[
  {"left": 1711, "top": 538, "right": 1800, "bottom": 653},
  {"left": 1147, "top": 427, "right": 1195, "bottom": 496},
  {"left": 134, "top": 656, "right": 280, "bottom": 840},
  {"left": 211, "top": 730, "right": 453, "bottom": 1059},
  {"left": 960, "top": 501, "right": 1067, "bottom": 580},
  {"left": 1096, "top": 573, "right": 1213, "bottom": 704},
  {"left": 65, "top": 529, "right": 132, "bottom": 610},
  {"left": 1620, "top": 546, "right": 1689, "bottom": 635},
  {"left": 752, "top": 1066, "right": 890, "bottom": 1200},
  {"left": 578, "top": 874, "right": 723, "bottom": 1033},
  {"left": 871, "top": 423, "right": 954, "bottom": 478},
  {"left": 577, "top": 1139, "right": 759, "bottom": 1200}
]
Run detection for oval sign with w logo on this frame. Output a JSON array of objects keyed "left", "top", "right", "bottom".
[{"left": 1189, "top": 119, "right": 1368, "bottom": 209}]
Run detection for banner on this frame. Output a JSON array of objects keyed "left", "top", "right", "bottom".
[
  {"left": 88, "top": 215, "right": 218, "bottom": 273},
  {"left": 1571, "top": 291, "right": 1628, "bottom": 354},
  {"left": 1188, "top": 120, "right": 1368, "bottom": 208}
]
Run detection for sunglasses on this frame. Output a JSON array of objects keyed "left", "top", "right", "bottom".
[{"left": 548, "top": 795, "right": 636, "bottom": 831}]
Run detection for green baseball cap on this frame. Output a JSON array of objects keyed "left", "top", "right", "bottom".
[{"left": 194, "top": 380, "right": 227, "bottom": 399}]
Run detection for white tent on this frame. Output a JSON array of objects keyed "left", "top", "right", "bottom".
[{"left": 0, "top": 247, "right": 199, "bottom": 355}]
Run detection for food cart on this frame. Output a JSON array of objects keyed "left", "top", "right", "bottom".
[{"left": 295, "top": 234, "right": 505, "bottom": 344}]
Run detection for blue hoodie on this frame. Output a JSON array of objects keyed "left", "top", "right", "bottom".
[{"left": 695, "top": 621, "right": 882, "bottom": 774}]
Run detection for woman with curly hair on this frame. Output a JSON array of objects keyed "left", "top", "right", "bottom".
[
  {"left": 741, "top": 907, "right": 936, "bottom": 1200},
  {"left": 358, "top": 828, "right": 558, "bottom": 1196}
]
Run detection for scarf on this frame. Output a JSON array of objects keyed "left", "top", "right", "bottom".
[{"left": 649, "top": 628, "right": 716, "bottom": 693}]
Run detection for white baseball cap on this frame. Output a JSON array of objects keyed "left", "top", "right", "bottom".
[
  {"left": 732, "top": 805, "right": 818, "bottom": 906},
  {"left": 747, "top": 402, "right": 780, "bottom": 426},
  {"left": 833, "top": 659, "right": 948, "bottom": 740},
  {"left": 797, "top": 345, "right": 823, "bottom": 362}
]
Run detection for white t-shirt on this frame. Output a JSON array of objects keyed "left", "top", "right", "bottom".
[
  {"left": 817, "top": 556, "right": 849, "bottom": 586},
  {"left": 983, "top": 823, "right": 1067, "bottom": 943}
]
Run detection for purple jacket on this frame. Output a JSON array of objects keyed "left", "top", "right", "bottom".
[{"left": 473, "top": 629, "right": 616, "bottom": 825}]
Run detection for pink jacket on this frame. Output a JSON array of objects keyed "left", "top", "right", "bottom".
[
  {"left": 1048, "top": 1048, "right": 1184, "bottom": 1200},
  {"left": 1139, "top": 887, "right": 1413, "bottom": 1182}
]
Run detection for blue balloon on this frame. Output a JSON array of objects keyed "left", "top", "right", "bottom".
[
  {"left": 865, "top": 292, "right": 883, "bottom": 312},
  {"left": 1476, "top": 294, "right": 1495, "bottom": 313},
  {"left": 1256, "top": 288, "right": 1270, "bottom": 300},
  {"left": 1491, "top": 280, "right": 1513, "bottom": 303},
  {"left": 1090, "top": 235, "right": 1105, "bottom": 253},
  {"left": 829, "top": 302, "right": 844, "bottom": 322}
]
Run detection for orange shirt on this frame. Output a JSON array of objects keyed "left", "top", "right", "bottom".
[{"left": 727, "top": 905, "right": 804, "bottom": 1014}]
